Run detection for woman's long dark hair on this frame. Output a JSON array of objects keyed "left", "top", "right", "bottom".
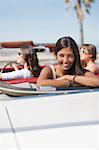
[
  {"left": 54, "top": 36, "right": 85, "bottom": 75},
  {"left": 20, "top": 45, "right": 41, "bottom": 77}
]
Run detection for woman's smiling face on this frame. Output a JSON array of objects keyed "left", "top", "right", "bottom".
[{"left": 55, "top": 47, "right": 75, "bottom": 71}]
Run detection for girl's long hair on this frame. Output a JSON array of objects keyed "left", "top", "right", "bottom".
[
  {"left": 20, "top": 45, "right": 41, "bottom": 77},
  {"left": 54, "top": 36, "right": 85, "bottom": 75}
]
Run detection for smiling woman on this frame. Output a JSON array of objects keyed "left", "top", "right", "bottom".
[{"left": 37, "top": 36, "right": 99, "bottom": 88}]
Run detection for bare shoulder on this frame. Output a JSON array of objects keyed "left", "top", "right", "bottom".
[
  {"left": 90, "top": 65, "right": 98, "bottom": 74},
  {"left": 38, "top": 66, "right": 53, "bottom": 79},
  {"left": 41, "top": 66, "right": 52, "bottom": 73},
  {"left": 84, "top": 71, "right": 96, "bottom": 77}
]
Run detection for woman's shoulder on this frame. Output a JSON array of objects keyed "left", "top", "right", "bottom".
[
  {"left": 39, "top": 64, "right": 57, "bottom": 79},
  {"left": 85, "top": 63, "right": 97, "bottom": 69},
  {"left": 85, "top": 63, "right": 99, "bottom": 73},
  {"left": 42, "top": 64, "right": 56, "bottom": 71},
  {"left": 40, "top": 65, "right": 52, "bottom": 75}
]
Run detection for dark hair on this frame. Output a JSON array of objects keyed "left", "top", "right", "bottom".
[
  {"left": 80, "top": 44, "right": 97, "bottom": 62},
  {"left": 20, "top": 45, "right": 41, "bottom": 77},
  {"left": 54, "top": 36, "right": 84, "bottom": 75}
]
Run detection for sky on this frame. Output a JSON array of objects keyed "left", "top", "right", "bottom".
[{"left": 0, "top": 0, "right": 99, "bottom": 46}]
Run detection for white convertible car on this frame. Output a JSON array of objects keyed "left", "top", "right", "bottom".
[
  {"left": 0, "top": 83, "right": 99, "bottom": 150},
  {"left": 0, "top": 41, "right": 99, "bottom": 150}
]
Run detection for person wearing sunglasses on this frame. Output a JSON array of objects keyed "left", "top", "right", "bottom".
[
  {"left": 80, "top": 44, "right": 99, "bottom": 74},
  {"left": 37, "top": 37, "right": 99, "bottom": 88},
  {"left": 0, "top": 45, "right": 41, "bottom": 80}
]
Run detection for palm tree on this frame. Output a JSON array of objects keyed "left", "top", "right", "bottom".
[{"left": 64, "top": 0, "right": 95, "bottom": 44}]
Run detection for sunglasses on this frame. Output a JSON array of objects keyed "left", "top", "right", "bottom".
[
  {"left": 80, "top": 49, "right": 89, "bottom": 54},
  {"left": 17, "top": 52, "right": 21, "bottom": 56}
]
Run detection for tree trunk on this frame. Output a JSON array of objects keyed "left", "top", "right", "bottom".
[{"left": 80, "top": 21, "right": 84, "bottom": 44}]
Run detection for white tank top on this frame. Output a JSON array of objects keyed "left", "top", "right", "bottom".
[{"left": 49, "top": 65, "right": 56, "bottom": 79}]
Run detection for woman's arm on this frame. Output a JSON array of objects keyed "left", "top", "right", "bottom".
[
  {"left": 37, "top": 67, "right": 99, "bottom": 88},
  {"left": 11, "top": 63, "right": 19, "bottom": 71},
  {"left": 37, "top": 67, "right": 71, "bottom": 87},
  {"left": 0, "top": 69, "right": 31, "bottom": 80},
  {"left": 57, "top": 71, "right": 99, "bottom": 87}
]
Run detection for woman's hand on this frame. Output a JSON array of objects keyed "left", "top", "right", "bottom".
[
  {"left": 56, "top": 76, "right": 67, "bottom": 80},
  {"left": 56, "top": 75, "right": 74, "bottom": 81},
  {"left": 11, "top": 63, "right": 19, "bottom": 71}
]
